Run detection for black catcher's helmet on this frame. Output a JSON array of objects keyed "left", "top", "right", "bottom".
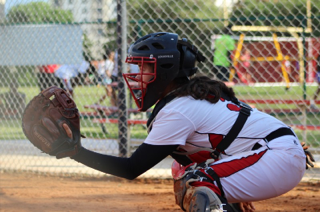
[{"left": 123, "top": 32, "right": 205, "bottom": 111}]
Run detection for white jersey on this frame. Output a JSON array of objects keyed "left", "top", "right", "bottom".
[
  {"left": 146, "top": 96, "right": 306, "bottom": 203},
  {"left": 145, "top": 96, "right": 287, "bottom": 156}
]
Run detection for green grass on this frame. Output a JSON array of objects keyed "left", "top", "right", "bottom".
[
  {"left": 295, "top": 130, "right": 320, "bottom": 148},
  {"left": 0, "top": 119, "right": 25, "bottom": 140},
  {"left": 234, "top": 85, "right": 317, "bottom": 100},
  {"left": 1, "top": 85, "right": 319, "bottom": 147},
  {"left": 276, "top": 114, "right": 320, "bottom": 147},
  {"left": 0, "top": 84, "right": 146, "bottom": 140}
]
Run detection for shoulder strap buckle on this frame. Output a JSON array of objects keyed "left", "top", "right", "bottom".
[{"left": 240, "top": 106, "right": 251, "bottom": 116}]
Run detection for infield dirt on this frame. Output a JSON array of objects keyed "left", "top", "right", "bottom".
[{"left": 0, "top": 171, "right": 319, "bottom": 212}]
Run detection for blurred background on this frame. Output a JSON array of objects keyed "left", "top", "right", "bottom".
[{"left": 0, "top": 0, "right": 319, "bottom": 180}]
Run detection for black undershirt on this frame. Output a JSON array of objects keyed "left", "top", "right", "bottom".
[{"left": 72, "top": 143, "right": 179, "bottom": 180}]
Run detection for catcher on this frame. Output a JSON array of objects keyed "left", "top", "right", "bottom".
[{"left": 22, "top": 32, "right": 315, "bottom": 212}]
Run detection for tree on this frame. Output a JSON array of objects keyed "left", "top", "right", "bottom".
[
  {"left": 4, "top": 2, "right": 76, "bottom": 87},
  {"left": 127, "top": 0, "right": 222, "bottom": 36},
  {"left": 126, "top": 0, "right": 224, "bottom": 75},
  {"left": 230, "top": 0, "right": 320, "bottom": 36},
  {"left": 6, "top": 2, "right": 73, "bottom": 24}
]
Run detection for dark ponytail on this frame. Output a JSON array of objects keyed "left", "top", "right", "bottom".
[{"left": 172, "top": 75, "right": 235, "bottom": 103}]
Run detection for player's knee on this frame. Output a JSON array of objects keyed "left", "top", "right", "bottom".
[
  {"left": 173, "top": 172, "right": 194, "bottom": 209},
  {"left": 174, "top": 172, "right": 223, "bottom": 212},
  {"left": 184, "top": 186, "right": 223, "bottom": 212},
  {"left": 187, "top": 189, "right": 211, "bottom": 212}
]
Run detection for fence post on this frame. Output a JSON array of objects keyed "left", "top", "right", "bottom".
[{"left": 117, "top": 0, "right": 128, "bottom": 157}]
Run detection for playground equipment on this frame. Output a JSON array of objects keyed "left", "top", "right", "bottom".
[
  {"left": 229, "top": 32, "right": 293, "bottom": 89},
  {"left": 228, "top": 0, "right": 313, "bottom": 88},
  {"left": 229, "top": 25, "right": 316, "bottom": 142},
  {"left": 227, "top": 0, "right": 317, "bottom": 144},
  {"left": 230, "top": 26, "right": 314, "bottom": 88}
]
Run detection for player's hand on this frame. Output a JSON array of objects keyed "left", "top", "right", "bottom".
[
  {"left": 301, "top": 142, "right": 315, "bottom": 169},
  {"left": 239, "top": 202, "right": 255, "bottom": 212}
]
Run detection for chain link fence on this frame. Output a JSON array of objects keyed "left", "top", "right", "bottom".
[{"left": 0, "top": 0, "right": 319, "bottom": 180}]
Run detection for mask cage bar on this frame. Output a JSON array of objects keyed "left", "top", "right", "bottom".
[{"left": 124, "top": 56, "right": 157, "bottom": 110}]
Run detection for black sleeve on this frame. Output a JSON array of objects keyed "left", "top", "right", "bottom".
[{"left": 72, "top": 143, "right": 179, "bottom": 180}]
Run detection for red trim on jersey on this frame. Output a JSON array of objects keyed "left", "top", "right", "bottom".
[
  {"left": 208, "top": 134, "right": 224, "bottom": 149},
  {"left": 176, "top": 147, "right": 215, "bottom": 164},
  {"left": 212, "top": 149, "right": 268, "bottom": 177},
  {"left": 190, "top": 181, "right": 222, "bottom": 196},
  {"left": 227, "top": 103, "right": 241, "bottom": 111},
  {"left": 188, "top": 151, "right": 213, "bottom": 163}
]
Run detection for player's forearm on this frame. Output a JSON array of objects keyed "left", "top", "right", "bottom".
[
  {"left": 72, "top": 143, "right": 178, "bottom": 180},
  {"left": 72, "top": 147, "right": 137, "bottom": 179}
]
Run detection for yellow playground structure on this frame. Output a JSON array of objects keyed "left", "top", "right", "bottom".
[
  {"left": 228, "top": 0, "right": 313, "bottom": 89},
  {"left": 229, "top": 25, "right": 312, "bottom": 90}
]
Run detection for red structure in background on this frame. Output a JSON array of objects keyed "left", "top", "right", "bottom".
[
  {"left": 40, "top": 64, "right": 60, "bottom": 74},
  {"left": 239, "top": 37, "right": 320, "bottom": 83}
]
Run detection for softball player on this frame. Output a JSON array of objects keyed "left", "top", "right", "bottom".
[{"left": 72, "top": 32, "right": 311, "bottom": 212}]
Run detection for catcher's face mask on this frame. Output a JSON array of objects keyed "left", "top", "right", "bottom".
[
  {"left": 123, "top": 56, "right": 157, "bottom": 111},
  {"left": 123, "top": 32, "right": 205, "bottom": 111}
]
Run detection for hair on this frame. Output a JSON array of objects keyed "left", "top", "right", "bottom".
[
  {"left": 172, "top": 75, "right": 235, "bottom": 104},
  {"left": 103, "top": 49, "right": 114, "bottom": 60}
]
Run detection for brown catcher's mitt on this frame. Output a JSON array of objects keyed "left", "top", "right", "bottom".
[{"left": 22, "top": 86, "right": 83, "bottom": 159}]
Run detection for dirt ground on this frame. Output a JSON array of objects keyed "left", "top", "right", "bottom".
[{"left": 0, "top": 171, "right": 319, "bottom": 212}]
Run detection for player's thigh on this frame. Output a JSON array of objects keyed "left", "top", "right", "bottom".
[{"left": 212, "top": 147, "right": 305, "bottom": 203}]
